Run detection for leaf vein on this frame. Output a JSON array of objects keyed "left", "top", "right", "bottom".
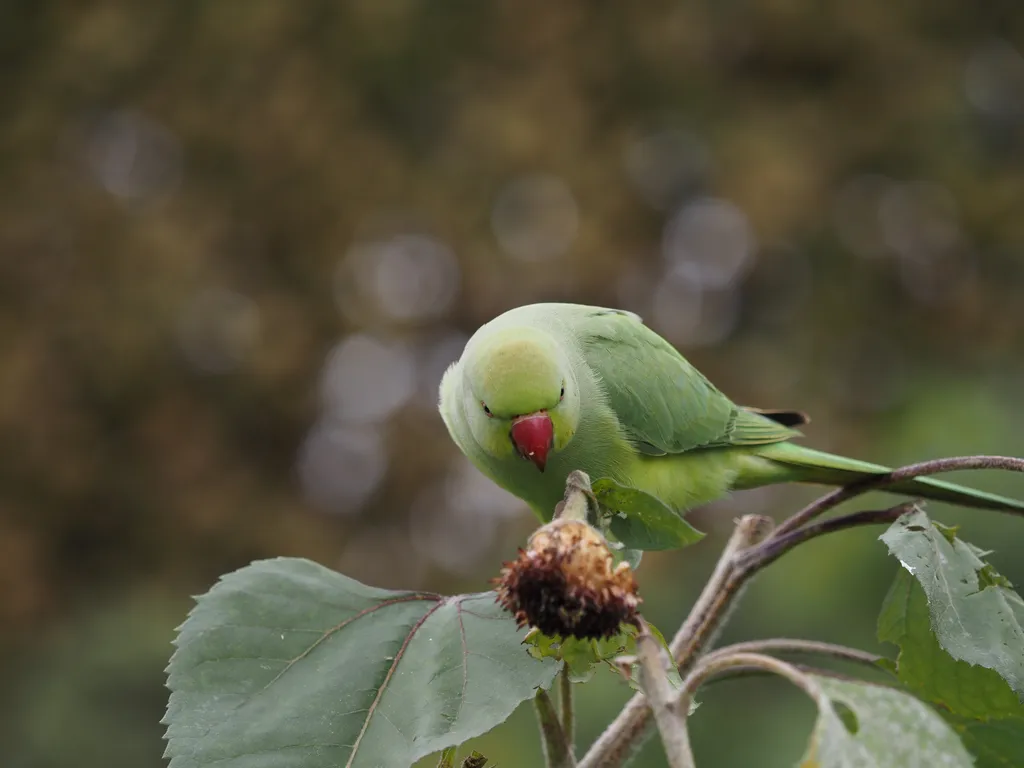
[
  {"left": 454, "top": 598, "right": 469, "bottom": 725},
  {"left": 259, "top": 593, "right": 438, "bottom": 695},
  {"left": 344, "top": 598, "right": 448, "bottom": 766}
]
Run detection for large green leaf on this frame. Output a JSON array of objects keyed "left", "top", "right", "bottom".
[
  {"left": 879, "top": 568, "right": 1024, "bottom": 720},
  {"left": 801, "top": 676, "right": 974, "bottom": 767},
  {"left": 591, "top": 477, "right": 704, "bottom": 551},
  {"left": 879, "top": 569, "right": 1024, "bottom": 767},
  {"left": 944, "top": 714, "right": 1024, "bottom": 768},
  {"left": 163, "top": 558, "right": 559, "bottom": 768},
  {"left": 880, "top": 507, "right": 1024, "bottom": 700}
]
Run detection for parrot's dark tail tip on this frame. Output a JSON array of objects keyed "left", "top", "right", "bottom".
[{"left": 747, "top": 407, "right": 811, "bottom": 427}]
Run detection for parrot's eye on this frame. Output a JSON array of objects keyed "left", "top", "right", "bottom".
[
  {"left": 481, "top": 401, "right": 493, "bottom": 417},
  {"left": 560, "top": 383, "right": 565, "bottom": 401}
]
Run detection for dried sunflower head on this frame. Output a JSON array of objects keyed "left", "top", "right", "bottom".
[{"left": 494, "top": 519, "right": 641, "bottom": 639}]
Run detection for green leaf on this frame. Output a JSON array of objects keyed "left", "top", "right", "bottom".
[
  {"left": 525, "top": 628, "right": 634, "bottom": 683},
  {"left": 163, "top": 557, "right": 558, "bottom": 768},
  {"left": 591, "top": 477, "right": 704, "bottom": 551},
  {"left": 944, "top": 714, "right": 1024, "bottom": 768},
  {"left": 880, "top": 569, "right": 1024, "bottom": 767},
  {"left": 801, "top": 676, "right": 974, "bottom": 767},
  {"left": 616, "top": 547, "right": 643, "bottom": 570},
  {"left": 879, "top": 568, "right": 1024, "bottom": 720},
  {"left": 879, "top": 507, "right": 1024, "bottom": 700}
]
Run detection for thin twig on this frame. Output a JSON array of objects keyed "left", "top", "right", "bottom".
[
  {"left": 665, "top": 653, "right": 828, "bottom": 768},
  {"left": 701, "top": 639, "right": 881, "bottom": 669},
  {"left": 677, "top": 652, "right": 826, "bottom": 715},
  {"left": 635, "top": 620, "right": 693, "bottom": 768},
  {"left": 688, "top": 661, "right": 856, "bottom": 686},
  {"left": 535, "top": 687, "right": 577, "bottom": 768},
  {"left": 774, "top": 455, "right": 1024, "bottom": 537},
  {"left": 579, "top": 515, "right": 772, "bottom": 768},
  {"left": 670, "top": 515, "right": 774, "bottom": 666},
  {"left": 738, "top": 503, "right": 916, "bottom": 572},
  {"left": 559, "top": 665, "right": 575, "bottom": 757}
]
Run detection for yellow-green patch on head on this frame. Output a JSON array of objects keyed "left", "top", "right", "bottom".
[{"left": 465, "top": 327, "right": 566, "bottom": 418}]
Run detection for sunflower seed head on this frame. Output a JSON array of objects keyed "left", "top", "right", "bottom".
[{"left": 493, "top": 519, "right": 641, "bottom": 640}]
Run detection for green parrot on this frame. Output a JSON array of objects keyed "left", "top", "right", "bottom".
[{"left": 438, "top": 302, "right": 1023, "bottom": 521}]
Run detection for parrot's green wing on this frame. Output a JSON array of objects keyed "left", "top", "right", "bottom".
[{"left": 575, "top": 308, "right": 800, "bottom": 455}]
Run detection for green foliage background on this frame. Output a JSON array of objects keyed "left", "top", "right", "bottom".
[{"left": 1, "top": 2, "right": 1023, "bottom": 766}]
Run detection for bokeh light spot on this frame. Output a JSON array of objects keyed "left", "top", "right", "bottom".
[
  {"left": 652, "top": 267, "right": 740, "bottom": 348},
  {"left": 662, "top": 197, "right": 755, "bottom": 289},
  {"left": 965, "top": 39, "right": 1024, "bottom": 119},
  {"left": 491, "top": 174, "right": 579, "bottom": 261},
  {"left": 415, "top": 330, "right": 470, "bottom": 408},
  {"left": 410, "top": 456, "right": 525, "bottom": 575},
  {"left": 319, "top": 334, "right": 416, "bottom": 424},
  {"left": 297, "top": 420, "right": 387, "bottom": 516},
  {"left": 83, "top": 109, "right": 182, "bottom": 201},
  {"left": 338, "top": 232, "right": 460, "bottom": 323}
]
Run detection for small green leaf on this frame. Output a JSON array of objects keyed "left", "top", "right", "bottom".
[
  {"left": 436, "top": 747, "right": 456, "bottom": 768},
  {"left": 616, "top": 547, "right": 643, "bottom": 570},
  {"left": 880, "top": 507, "right": 1024, "bottom": 700},
  {"left": 524, "top": 629, "right": 561, "bottom": 662},
  {"left": 645, "top": 620, "right": 671, "bottom": 656},
  {"left": 934, "top": 521, "right": 961, "bottom": 545},
  {"left": 163, "top": 558, "right": 558, "bottom": 768},
  {"left": 560, "top": 637, "right": 610, "bottom": 683},
  {"left": 977, "top": 564, "right": 1013, "bottom": 591},
  {"left": 879, "top": 568, "right": 1024, "bottom": 720},
  {"left": 524, "top": 628, "right": 635, "bottom": 683},
  {"left": 591, "top": 477, "right": 704, "bottom": 551},
  {"left": 801, "top": 676, "right": 974, "bottom": 767}
]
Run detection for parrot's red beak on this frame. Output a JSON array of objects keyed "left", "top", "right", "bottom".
[{"left": 510, "top": 411, "right": 554, "bottom": 472}]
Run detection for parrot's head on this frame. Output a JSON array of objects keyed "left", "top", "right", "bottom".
[{"left": 461, "top": 327, "right": 579, "bottom": 472}]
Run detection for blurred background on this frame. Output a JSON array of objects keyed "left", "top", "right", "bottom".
[{"left": 2, "top": 2, "right": 1024, "bottom": 766}]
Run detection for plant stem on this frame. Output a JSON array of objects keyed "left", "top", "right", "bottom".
[
  {"left": 701, "top": 639, "right": 881, "bottom": 669},
  {"left": 635, "top": 620, "right": 694, "bottom": 768},
  {"left": 689, "top": 661, "right": 845, "bottom": 686},
  {"left": 559, "top": 665, "right": 575, "bottom": 755},
  {"left": 535, "top": 687, "right": 577, "bottom": 768},
  {"left": 774, "top": 455, "right": 1024, "bottom": 537},
  {"left": 738, "top": 503, "right": 916, "bottom": 572},
  {"left": 678, "top": 652, "right": 826, "bottom": 714},
  {"left": 669, "top": 515, "right": 774, "bottom": 667},
  {"left": 554, "top": 470, "right": 599, "bottom": 522},
  {"left": 579, "top": 515, "right": 772, "bottom": 768}
]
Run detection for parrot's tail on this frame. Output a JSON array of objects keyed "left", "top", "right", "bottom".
[{"left": 748, "top": 443, "right": 1024, "bottom": 512}]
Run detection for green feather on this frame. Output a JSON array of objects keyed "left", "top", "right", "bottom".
[
  {"left": 574, "top": 307, "right": 798, "bottom": 453},
  {"left": 751, "top": 442, "right": 1024, "bottom": 512}
]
